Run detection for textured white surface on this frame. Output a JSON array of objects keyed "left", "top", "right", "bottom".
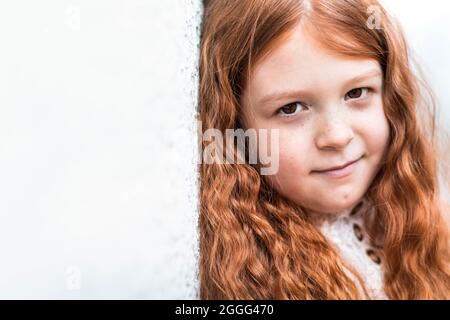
[{"left": 0, "top": 0, "right": 202, "bottom": 299}]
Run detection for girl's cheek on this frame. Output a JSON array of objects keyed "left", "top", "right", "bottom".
[
  {"left": 277, "top": 133, "right": 311, "bottom": 176},
  {"left": 362, "top": 101, "right": 390, "bottom": 154}
]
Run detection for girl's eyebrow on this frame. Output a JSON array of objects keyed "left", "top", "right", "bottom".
[{"left": 257, "top": 68, "right": 382, "bottom": 106}]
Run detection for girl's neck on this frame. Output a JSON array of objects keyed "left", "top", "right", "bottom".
[{"left": 307, "top": 197, "right": 367, "bottom": 227}]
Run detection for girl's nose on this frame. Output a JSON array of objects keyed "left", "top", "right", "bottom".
[{"left": 314, "top": 111, "right": 354, "bottom": 151}]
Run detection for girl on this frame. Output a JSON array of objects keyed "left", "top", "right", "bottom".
[{"left": 197, "top": 0, "right": 450, "bottom": 299}]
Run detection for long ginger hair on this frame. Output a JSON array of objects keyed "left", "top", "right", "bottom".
[{"left": 197, "top": 0, "right": 450, "bottom": 299}]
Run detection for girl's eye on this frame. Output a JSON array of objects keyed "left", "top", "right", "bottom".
[
  {"left": 345, "top": 87, "right": 369, "bottom": 100},
  {"left": 277, "top": 102, "right": 306, "bottom": 117}
]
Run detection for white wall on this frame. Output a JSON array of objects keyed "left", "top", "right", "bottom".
[
  {"left": 0, "top": 0, "right": 202, "bottom": 299},
  {"left": 0, "top": 0, "right": 447, "bottom": 299}
]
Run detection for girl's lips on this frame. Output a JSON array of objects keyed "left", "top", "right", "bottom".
[{"left": 312, "top": 157, "right": 362, "bottom": 178}]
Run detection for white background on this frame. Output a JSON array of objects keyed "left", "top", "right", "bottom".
[
  {"left": 0, "top": 0, "right": 201, "bottom": 299},
  {"left": 0, "top": 0, "right": 448, "bottom": 299}
]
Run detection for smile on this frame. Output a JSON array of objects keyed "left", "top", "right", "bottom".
[{"left": 312, "top": 156, "right": 362, "bottom": 178}]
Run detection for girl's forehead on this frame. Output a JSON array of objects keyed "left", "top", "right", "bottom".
[
  {"left": 252, "top": 26, "right": 376, "bottom": 75},
  {"left": 246, "top": 24, "right": 381, "bottom": 93},
  {"left": 247, "top": 57, "right": 381, "bottom": 106}
]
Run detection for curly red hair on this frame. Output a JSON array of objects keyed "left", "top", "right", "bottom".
[{"left": 198, "top": 0, "right": 450, "bottom": 299}]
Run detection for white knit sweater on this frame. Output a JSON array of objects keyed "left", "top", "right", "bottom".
[{"left": 309, "top": 196, "right": 389, "bottom": 300}]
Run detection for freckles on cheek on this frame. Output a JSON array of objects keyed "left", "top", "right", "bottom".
[
  {"left": 278, "top": 129, "right": 309, "bottom": 164},
  {"left": 278, "top": 144, "right": 310, "bottom": 177}
]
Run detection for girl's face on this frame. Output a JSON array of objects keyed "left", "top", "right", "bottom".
[{"left": 240, "top": 23, "right": 390, "bottom": 215}]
